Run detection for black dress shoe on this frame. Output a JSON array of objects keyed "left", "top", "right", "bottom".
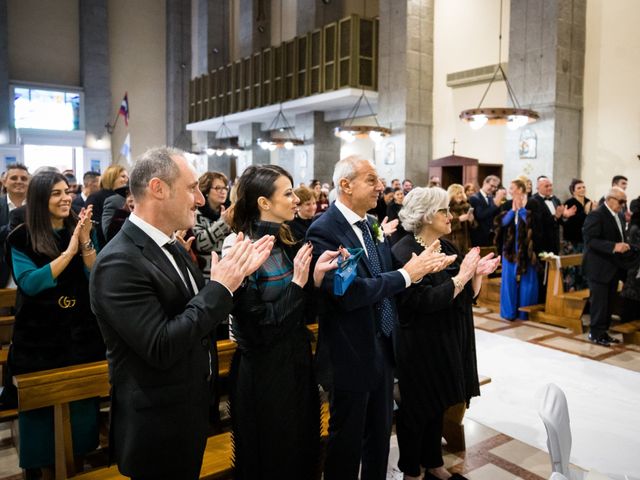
[
  {"left": 588, "top": 333, "right": 610, "bottom": 346},
  {"left": 604, "top": 333, "right": 621, "bottom": 344},
  {"left": 450, "top": 474, "right": 470, "bottom": 480}
]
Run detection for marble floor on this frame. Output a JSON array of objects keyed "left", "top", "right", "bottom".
[{"left": 0, "top": 309, "right": 638, "bottom": 479}]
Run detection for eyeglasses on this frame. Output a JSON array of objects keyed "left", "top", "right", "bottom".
[
  {"left": 436, "top": 207, "right": 451, "bottom": 216},
  {"left": 211, "top": 186, "right": 229, "bottom": 192},
  {"left": 611, "top": 197, "right": 627, "bottom": 206}
]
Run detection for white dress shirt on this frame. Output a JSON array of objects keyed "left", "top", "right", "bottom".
[
  {"left": 334, "top": 199, "right": 411, "bottom": 287},
  {"left": 603, "top": 203, "right": 624, "bottom": 241},
  {"left": 128, "top": 213, "right": 199, "bottom": 294}
]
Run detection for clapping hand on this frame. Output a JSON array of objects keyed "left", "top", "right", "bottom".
[
  {"left": 381, "top": 216, "right": 399, "bottom": 236},
  {"left": 475, "top": 252, "right": 501, "bottom": 276},
  {"left": 210, "top": 232, "right": 274, "bottom": 291},
  {"left": 77, "top": 205, "right": 94, "bottom": 244},
  {"left": 313, "top": 248, "right": 345, "bottom": 287},
  {"left": 292, "top": 242, "right": 313, "bottom": 288},
  {"left": 458, "top": 247, "right": 481, "bottom": 283}
]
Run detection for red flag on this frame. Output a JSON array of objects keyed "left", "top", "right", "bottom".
[{"left": 118, "top": 93, "right": 129, "bottom": 126}]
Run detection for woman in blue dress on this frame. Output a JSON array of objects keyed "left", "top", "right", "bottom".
[{"left": 495, "top": 179, "right": 541, "bottom": 320}]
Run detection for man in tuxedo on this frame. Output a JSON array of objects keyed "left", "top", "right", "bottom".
[
  {"left": 90, "top": 147, "right": 272, "bottom": 479},
  {"left": 307, "top": 156, "right": 447, "bottom": 480},
  {"left": 469, "top": 175, "right": 504, "bottom": 247},
  {"left": 583, "top": 187, "right": 635, "bottom": 346},
  {"left": 530, "top": 176, "right": 577, "bottom": 254}
]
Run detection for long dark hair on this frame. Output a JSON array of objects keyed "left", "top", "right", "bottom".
[
  {"left": 230, "top": 165, "right": 296, "bottom": 246},
  {"left": 26, "top": 172, "right": 77, "bottom": 258}
]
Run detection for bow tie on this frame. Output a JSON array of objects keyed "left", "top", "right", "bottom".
[{"left": 544, "top": 196, "right": 553, "bottom": 201}]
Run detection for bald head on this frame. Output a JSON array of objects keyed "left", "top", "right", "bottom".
[{"left": 605, "top": 186, "right": 627, "bottom": 213}]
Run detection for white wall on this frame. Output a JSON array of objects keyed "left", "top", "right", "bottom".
[
  {"left": 432, "top": 0, "right": 509, "bottom": 167},
  {"left": 582, "top": 0, "right": 640, "bottom": 203}
]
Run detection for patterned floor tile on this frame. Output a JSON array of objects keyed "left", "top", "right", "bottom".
[
  {"left": 489, "top": 439, "right": 552, "bottom": 479},
  {"left": 496, "top": 325, "right": 553, "bottom": 342},
  {"left": 602, "top": 350, "right": 640, "bottom": 373},
  {"left": 538, "top": 336, "right": 611, "bottom": 357},
  {"left": 474, "top": 316, "right": 511, "bottom": 332}
]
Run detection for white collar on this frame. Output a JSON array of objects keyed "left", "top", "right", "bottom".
[
  {"left": 128, "top": 213, "right": 175, "bottom": 248},
  {"left": 335, "top": 198, "right": 367, "bottom": 225},
  {"left": 603, "top": 202, "right": 620, "bottom": 220}
]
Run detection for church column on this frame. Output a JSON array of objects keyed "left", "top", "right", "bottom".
[
  {"left": 237, "top": 0, "right": 271, "bottom": 58},
  {"left": 377, "top": 0, "right": 434, "bottom": 186},
  {"left": 504, "top": 0, "right": 586, "bottom": 189},
  {"left": 0, "top": 0, "right": 11, "bottom": 144},
  {"left": 295, "top": 111, "right": 341, "bottom": 185},
  {"left": 238, "top": 122, "right": 269, "bottom": 167},
  {"left": 79, "top": 0, "right": 111, "bottom": 148},
  {"left": 167, "top": 0, "right": 192, "bottom": 150}
]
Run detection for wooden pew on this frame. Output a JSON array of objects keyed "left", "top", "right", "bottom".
[
  {"left": 0, "top": 288, "right": 17, "bottom": 345},
  {"left": 611, "top": 320, "right": 640, "bottom": 345},
  {"left": 519, "top": 254, "right": 588, "bottom": 333},
  {"left": 13, "top": 324, "right": 324, "bottom": 480}
]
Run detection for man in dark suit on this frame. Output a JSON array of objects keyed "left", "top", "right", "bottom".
[
  {"left": 583, "top": 187, "right": 636, "bottom": 346},
  {"left": 90, "top": 147, "right": 272, "bottom": 480},
  {"left": 307, "top": 156, "right": 447, "bottom": 480},
  {"left": 530, "top": 176, "right": 577, "bottom": 254},
  {"left": 469, "top": 175, "right": 504, "bottom": 247},
  {"left": 72, "top": 171, "right": 101, "bottom": 213}
]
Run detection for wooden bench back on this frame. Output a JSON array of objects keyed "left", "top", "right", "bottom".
[
  {"left": 0, "top": 288, "right": 17, "bottom": 345},
  {"left": 544, "top": 254, "right": 587, "bottom": 318}
]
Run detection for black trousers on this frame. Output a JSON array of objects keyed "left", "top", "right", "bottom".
[
  {"left": 588, "top": 278, "right": 618, "bottom": 338},
  {"left": 396, "top": 403, "right": 445, "bottom": 476},
  {"left": 323, "top": 337, "right": 394, "bottom": 480}
]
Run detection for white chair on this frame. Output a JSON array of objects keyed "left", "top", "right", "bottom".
[{"left": 538, "top": 383, "right": 585, "bottom": 480}]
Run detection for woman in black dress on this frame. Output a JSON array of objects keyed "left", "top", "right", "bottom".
[
  {"left": 7, "top": 172, "right": 105, "bottom": 476},
  {"left": 562, "top": 178, "right": 592, "bottom": 290},
  {"left": 228, "top": 165, "right": 335, "bottom": 479},
  {"left": 393, "top": 187, "right": 500, "bottom": 480}
]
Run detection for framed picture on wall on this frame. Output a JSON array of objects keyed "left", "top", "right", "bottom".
[{"left": 519, "top": 129, "right": 537, "bottom": 159}]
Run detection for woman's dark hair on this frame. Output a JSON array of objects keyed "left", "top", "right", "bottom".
[
  {"left": 230, "top": 165, "right": 296, "bottom": 245},
  {"left": 26, "top": 172, "right": 76, "bottom": 258},
  {"left": 569, "top": 178, "right": 584, "bottom": 194}
]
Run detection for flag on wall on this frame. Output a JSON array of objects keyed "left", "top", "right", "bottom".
[
  {"left": 120, "top": 133, "right": 131, "bottom": 162},
  {"left": 118, "top": 93, "right": 129, "bottom": 126}
]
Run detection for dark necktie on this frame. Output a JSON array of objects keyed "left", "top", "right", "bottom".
[
  {"left": 165, "top": 241, "right": 195, "bottom": 296},
  {"left": 355, "top": 220, "right": 394, "bottom": 337}
]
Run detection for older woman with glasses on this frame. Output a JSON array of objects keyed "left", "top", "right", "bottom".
[
  {"left": 193, "top": 171, "right": 232, "bottom": 277},
  {"left": 393, "top": 187, "right": 499, "bottom": 480}
]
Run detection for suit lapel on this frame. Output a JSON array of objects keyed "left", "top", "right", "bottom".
[
  {"left": 122, "top": 220, "right": 193, "bottom": 299},
  {"left": 330, "top": 206, "right": 374, "bottom": 277}
]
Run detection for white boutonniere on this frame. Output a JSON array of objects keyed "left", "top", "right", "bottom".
[{"left": 371, "top": 221, "right": 384, "bottom": 243}]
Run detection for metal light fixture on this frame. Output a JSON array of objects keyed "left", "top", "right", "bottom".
[
  {"left": 257, "top": 106, "right": 304, "bottom": 151},
  {"left": 459, "top": 0, "right": 539, "bottom": 130},
  {"left": 334, "top": 90, "right": 391, "bottom": 143},
  {"left": 206, "top": 118, "right": 244, "bottom": 157}
]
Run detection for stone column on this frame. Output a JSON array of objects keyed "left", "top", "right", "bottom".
[
  {"left": 79, "top": 0, "right": 111, "bottom": 147},
  {"left": 238, "top": 0, "right": 271, "bottom": 58},
  {"left": 0, "top": 0, "right": 11, "bottom": 144},
  {"left": 504, "top": 0, "right": 586, "bottom": 190},
  {"left": 238, "top": 122, "right": 269, "bottom": 166},
  {"left": 377, "top": 0, "right": 434, "bottom": 186},
  {"left": 295, "top": 111, "right": 341, "bottom": 185},
  {"left": 167, "top": 0, "right": 192, "bottom": 150}
]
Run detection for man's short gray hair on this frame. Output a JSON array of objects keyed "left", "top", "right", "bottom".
[
  {"left": 130, "top": 146, "right": 182, "bottom": 199},
  {"left": 483, "top": 175, "right": 500, "bottom": 185},
  {"left": 333, "top": 155, "right": 373, "bottom": 193},
  {"left": 398, "top": 187, "right": 448, "bottom": 233}
]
